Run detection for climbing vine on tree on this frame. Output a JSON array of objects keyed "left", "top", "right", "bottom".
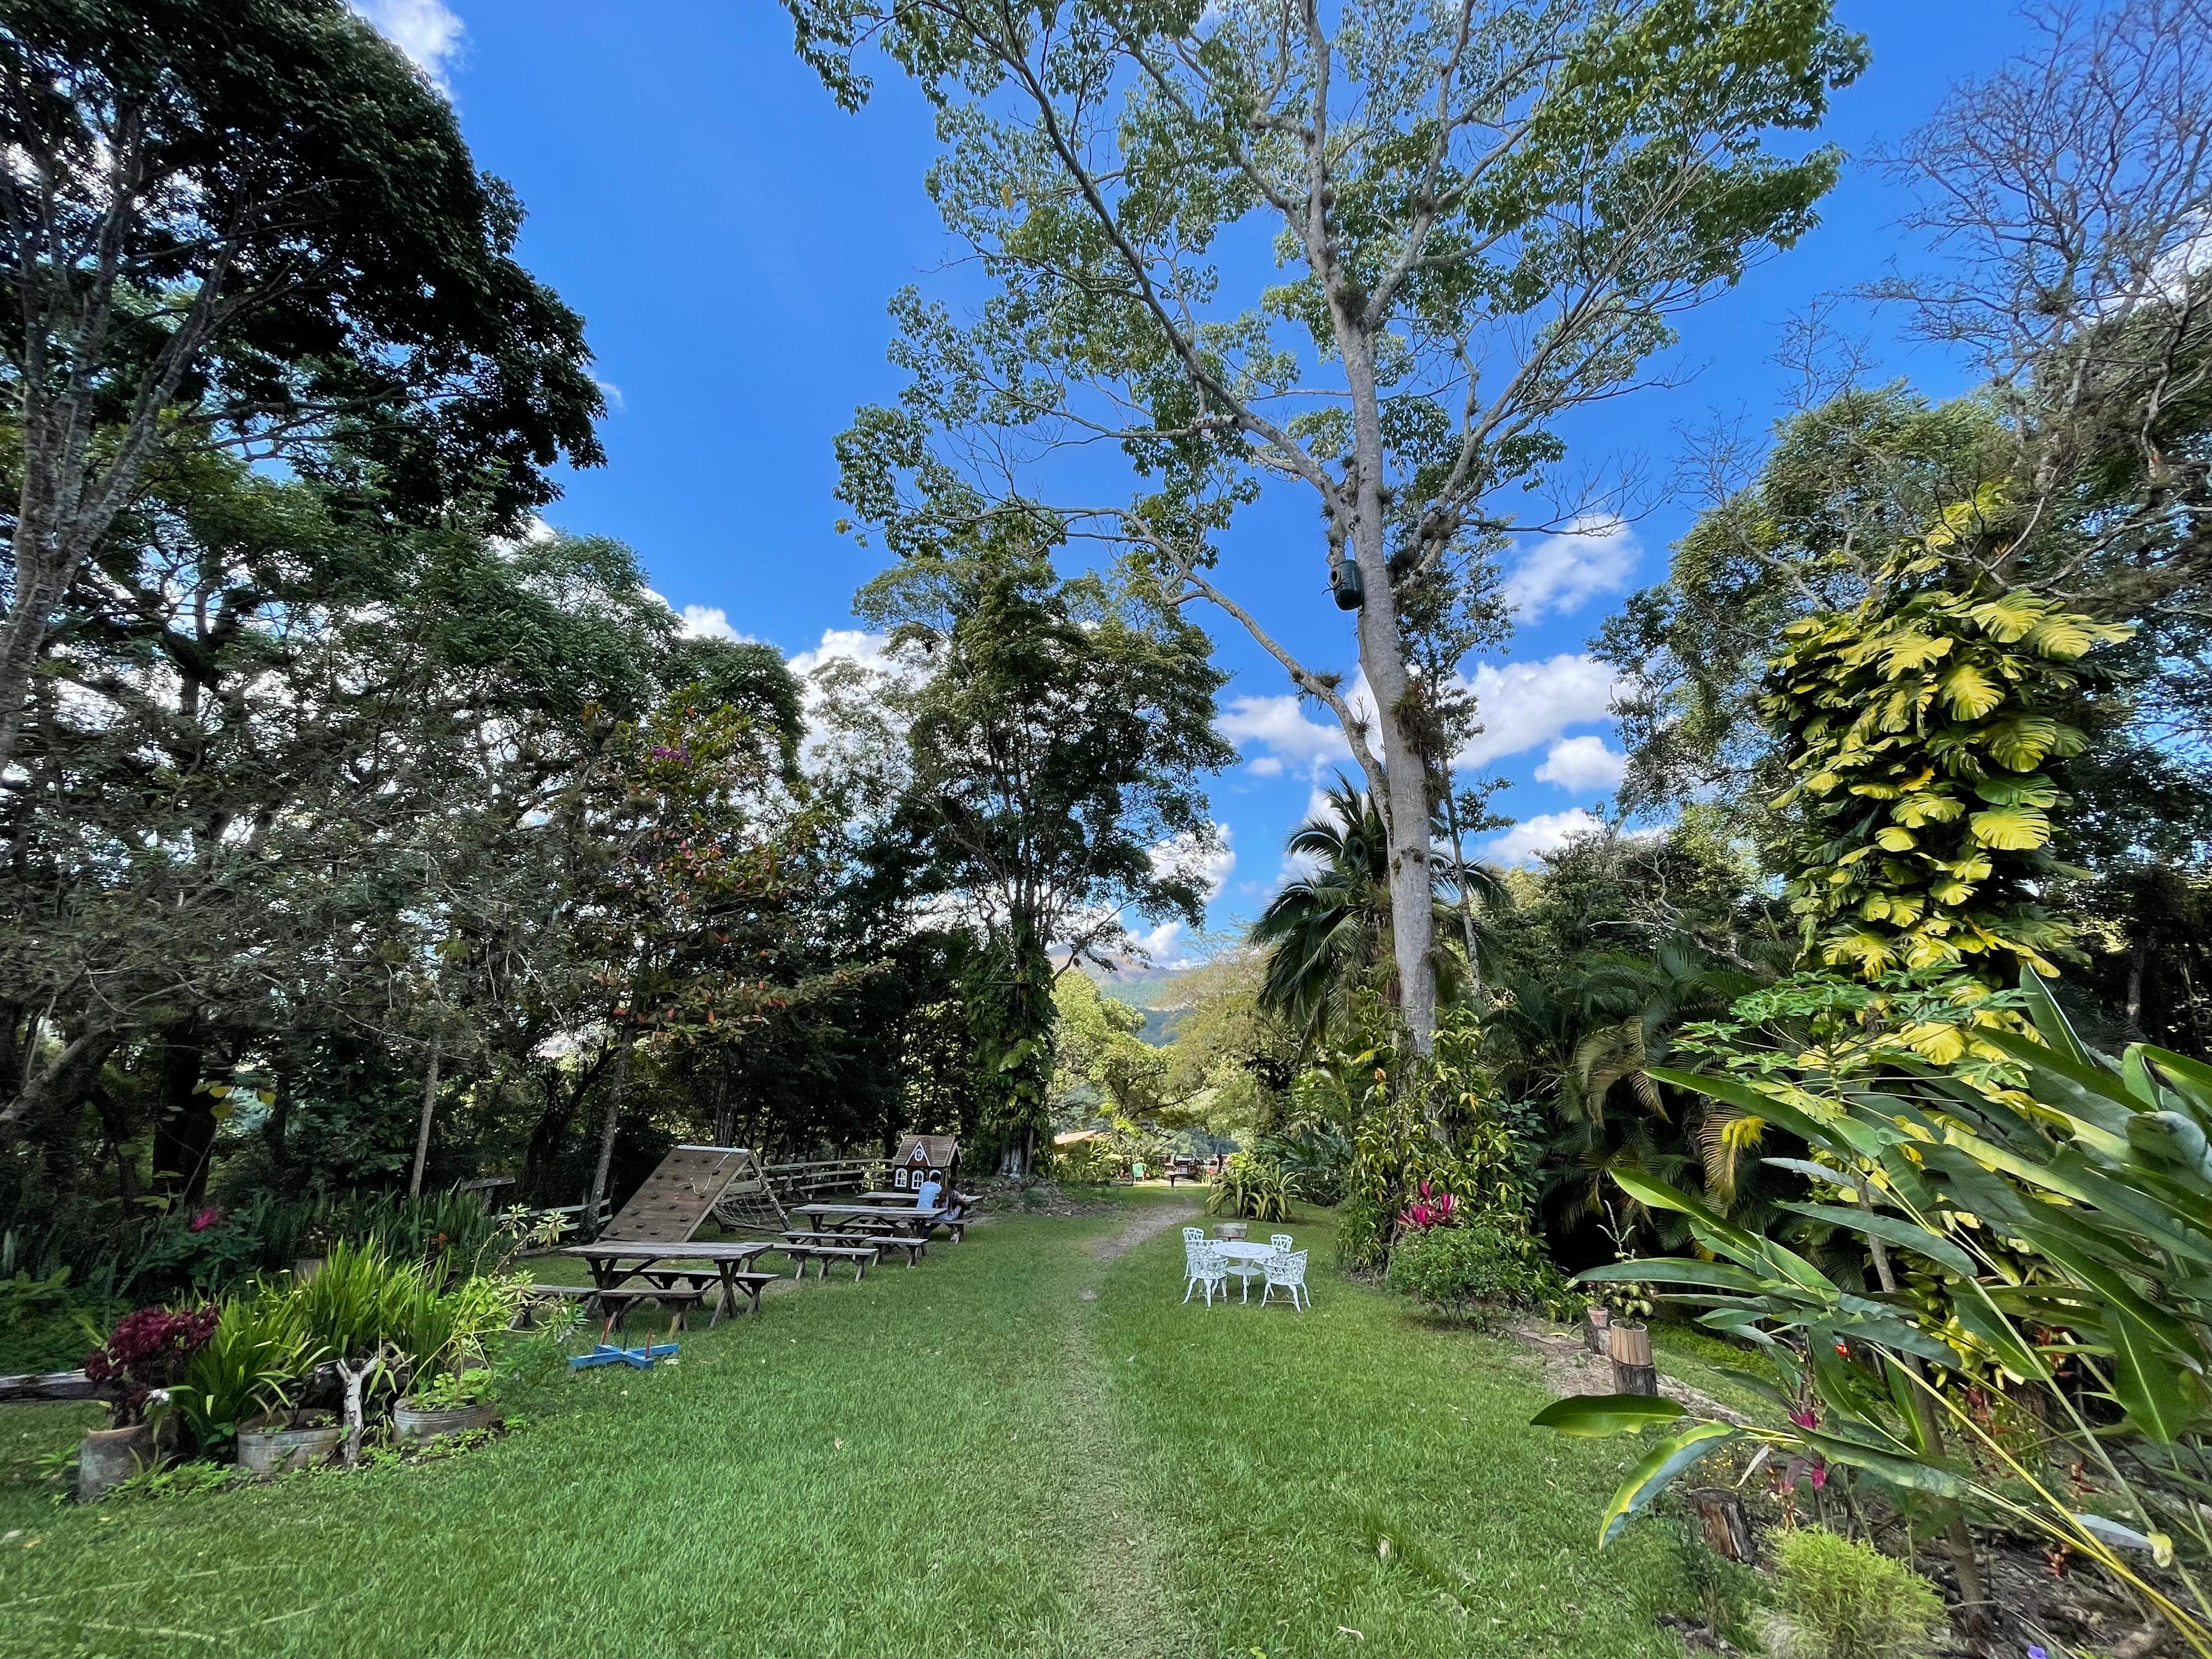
[{"left": 1763, "top": 558, "right": 2129, "bottom": 984}]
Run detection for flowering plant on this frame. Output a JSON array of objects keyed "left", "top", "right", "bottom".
[
  {"left": 1397, "top": 1180, "right": 1458, "bottom": 1232},
  {"left": 84, "top": 1305, "right": 220, "bottom": 1425}
]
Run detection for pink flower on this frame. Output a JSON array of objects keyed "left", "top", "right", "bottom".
[
  {"left": 1790, "top": 1407, "right": 1819, "bottom": 1430},
  {"left": 188, "top": 1205, "right": 221, "bottom": 1233}
]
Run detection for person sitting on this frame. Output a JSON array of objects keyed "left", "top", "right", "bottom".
[{"left": 914, "top": 1176, "right": 943, "bottom": 1210}]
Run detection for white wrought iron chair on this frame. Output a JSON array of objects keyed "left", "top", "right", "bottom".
[
  {"left": 1259, "top": 1247, "right": 1310, "bottom": 1311},
  {"left": 1269, "top": 1233, "right": 1294, "bottom": 1253},
  {"left": 1182, "top": 1229, "right": 1228, "bottom": 1305}
]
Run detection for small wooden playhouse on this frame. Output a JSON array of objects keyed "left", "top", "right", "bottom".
[{"left": 888, "top": 1133, "right": 958, "bottom": 1199}]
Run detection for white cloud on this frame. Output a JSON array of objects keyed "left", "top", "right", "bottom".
[
  {"left": 1126, "top": 921, "right": 1190, "bottom": 966},
  {"left": 788, "top": 628, "right": 899, "bottom": 679},
  {"left": 675, "top": 605, "right": 759, "bottom": 645},
  {"left": 1457, "top": 654, "right": 1622, "bottom": 766},
  {"left": 1482, "top": 808, "right": 1609, "bottom": 867},
  {"left": 1534, "top": 734, "right": 1627, "bottom": 792},
  {"left": 352, "top": 0, "right": 465, "bottom": 90},
  {"left": 1502, "top": 515, "right": 1640, "bottom": 620},
  {"left": 1150, "top": 826, "right": 1235, "bottom": 900},
  {"left": 1216, "top": 693, "right": 1351, "bottom": 780}
]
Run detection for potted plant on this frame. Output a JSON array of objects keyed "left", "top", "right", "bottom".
[
  {"left": 78, "top": 1305, "right": 218, "bottom": 1499},
  {"left": 392, "top": 1365, "right": 499, "bottom": 1441},
  {"left": 165, "top": 1286, "right": 336, "bottom": 1475}
]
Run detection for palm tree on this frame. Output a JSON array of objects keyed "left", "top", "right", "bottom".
[{"left": 1250, "top": 775, "right": 1498, "bottom": 1047}]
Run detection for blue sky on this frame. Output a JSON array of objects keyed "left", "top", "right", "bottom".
[{"left": 358, "top": 0, "right": 2023, "bottom": 959}]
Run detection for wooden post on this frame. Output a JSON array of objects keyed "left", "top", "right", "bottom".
[
  {"left": 1585, "top": 1303, "right": 1612, "bottom": 1356},
  {"left": 1609, "top": 1322, "right": 1657, "bottom": 1395},
  {"left": 1689, "top": 1487, "right": 1754, "bottom": 1562}
]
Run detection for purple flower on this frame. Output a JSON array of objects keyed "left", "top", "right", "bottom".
[{"left": 2028, "top": 1648, "right": 2048, "bottom": 1659}]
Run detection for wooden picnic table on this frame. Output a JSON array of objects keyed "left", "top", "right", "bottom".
[
  {"left": 791, "top": 1202, "right": 956, "bottom": 1240},
  {"left": 557, "top": 1239, "right": 781, "bottom": 1327}
]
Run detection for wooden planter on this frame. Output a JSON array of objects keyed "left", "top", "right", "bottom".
[
  {"left": 1608, "top": 1322, "right": 1658, "bottom": 1396},
  {"left": 77, "top": 1422, "right": 153, "bottom": 1502},
  {"left": 392, "top": 1401, "right": 497, "bottom": 1442},
  {"left": 236, "top": 1418, "right": 345, "bottom": 1476},
  {"left": 1584, "top": 1303, "right": 1612, "bottom": 1356}
]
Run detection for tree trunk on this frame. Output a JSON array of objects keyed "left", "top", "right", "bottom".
[
  {"left": 150, "top": 1028, "right": 216, "bottom": 1202},
  {"left": 408, "top": 1037, "right": 443, "bottom": 1199},
  {"left": 586, "top": 1035, "right": 634, "bottom": 1227},
  {"left": 1338, "top": 326, "right": 1436, "bottom": 1053}
]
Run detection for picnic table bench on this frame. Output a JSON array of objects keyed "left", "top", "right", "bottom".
[
  {"left": 793, "top": 1202, "right": 964, "bottom": 1243},
  {"left": 783, "top": 1228, "right": 926, "bottom": 1266},
  {"left": 758, "top": 1237, "right": 881, "bottom": 1281},
  {"left": 557, "top": 1239, "right": 782, "bottom": 1330}
]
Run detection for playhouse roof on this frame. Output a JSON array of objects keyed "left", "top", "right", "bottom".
[{"left": 895, "top": 1133, "right": 958, "bottom": 1169}]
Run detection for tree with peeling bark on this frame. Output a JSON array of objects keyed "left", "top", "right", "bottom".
[
  {"left": 0, "top": 0, "right": 603, "bottom": 775},
  {"left": 797, "top": 0, "right": 1865, "bottom": 1053}
]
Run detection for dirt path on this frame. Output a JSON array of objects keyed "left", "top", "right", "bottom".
[
  {"left": 1052, "top": 1200, "right": 1203, "bottom": 1657},
  {"left": 1089, "top": 1200, "right": 1199, "bottom": 1261}
]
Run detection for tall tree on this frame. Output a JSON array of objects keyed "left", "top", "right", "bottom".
[
  {"left": 800, "top": 0, "right": 1865, "bottom": 1051},
  {"left": 862, "top": 528, "right": 1231, "bottom": 1173},
  {"left": 0, "top": 0, "right": 603, "bottom": 769}
]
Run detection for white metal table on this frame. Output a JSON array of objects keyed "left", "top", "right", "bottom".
[{"left": 1211, "top": 1238, "right": 1281, "bottom": 1302}]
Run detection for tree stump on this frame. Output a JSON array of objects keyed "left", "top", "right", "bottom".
[
  {"left": 1609, "top": 1322, "right": 1657, "bottom": 1395},
  {"left": 1689, "top": 1487, "right": 1754, "bottom": 1562},
  {"left": 1584, "top": 1304, "right": 1611, "bottom": 1356}
]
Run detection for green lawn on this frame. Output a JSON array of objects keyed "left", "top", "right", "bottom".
[{"left": 0, "top": 1197, "right": 1706, "bottom": 1658}]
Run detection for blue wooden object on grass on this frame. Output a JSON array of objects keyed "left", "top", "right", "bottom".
[{"left": 568, "top": 1341, "right": 678, "bottom": 1372}]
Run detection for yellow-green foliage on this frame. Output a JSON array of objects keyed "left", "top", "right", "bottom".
[
  {"left": 1758, "top": 1528, "right": 1945, "bottom": 1659},
  {"left": 1763, "top": 575, "right": 2127, "bottom": 982}
]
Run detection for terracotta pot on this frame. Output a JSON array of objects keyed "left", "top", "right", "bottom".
[
  {"left": 236, "top": 1418, "right": 345, "bottom": 1476},
  {"left": 77, "top": 1422, "right": 154, "bottom": 1502},
  {"left": 1584, "top": 1303, "right": 1612, "bottom": 1355},
  {"left": 392, "top": 1401, "right": 497, "bottom": 1442}
]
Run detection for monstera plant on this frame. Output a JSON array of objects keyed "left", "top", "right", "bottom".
[
  {"left": 1762, "top": 558, "right": 2128, "bottom": 985},
  {"left": 1533, "top": 972, "right": 2212, "bottom": 1654}
]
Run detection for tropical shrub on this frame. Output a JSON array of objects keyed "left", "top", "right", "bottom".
[
  {"left": 83, "top": 1305, "right": 219, "bottom": 1425},
  {"left": 1763, "top": 572, "right": 2126, "bottom": 984},
  {"left": 1535, "top": 970, "right": 2212, "bottom": 1652},
  {"left": 1383, "top": 1218, "right": 1571, "bottom": 1318},
  {"left": 1206, "top": 1153, "right": 1291, "bottom": 1222},
  {"left": 1757, "top": 1528, "right": 1945, "bottom": 1659},
  {"left": 168, "top": 1290, "right": 319, "bottom": 1446}
]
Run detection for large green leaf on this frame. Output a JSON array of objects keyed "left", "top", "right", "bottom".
[
  {"left": 1779, "top": 1202, "right": 1979, "bottom": 1278},
  {"left": 1530, "top": 1394, "right": 1686, "bottom": 1437},
  {"left": 2109, "top": 1308, "right": 2201, "bottom": 1445},
  {"left": 1948, "top": 1288, "right": 2052, "bottom": 1383},
  {"left": 1599, "top": 1423, "right": 1737, "bottom": 1547},
  {"left": 2017, "top": 967, "right": 2097, "bottom": 1069},
  {"left": 1801, "top": 1430, "right": 1972, "bottom": 1498},
  {"left": 1647, "top": 1065, "right": 1882, "bottom": 1160},
  {"left": 1576, "top": 1259, "right": 1765, "bottom": 1293}
]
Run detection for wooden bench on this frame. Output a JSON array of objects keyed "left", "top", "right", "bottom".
[
  {"left": 784, "top": 1229, "right": 925, "bottom": 1266},
  {"left": 719, "top": 1269, "right": 781, "bottom": 1317},
  {"left": 768, "top": 1241, "right": 880, "bottom": 1282},
  {"left": 592, "top": 1284, "right": 710, "bottom": 1335}
]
